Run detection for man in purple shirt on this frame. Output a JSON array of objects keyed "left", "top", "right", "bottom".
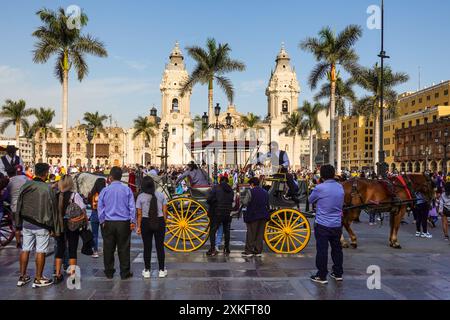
[
  {"left": 308, "top": 165, "right": 344, "bottom": 284},
  {"left": 98, "top": 167, "right": 136, "bottom": 280}
]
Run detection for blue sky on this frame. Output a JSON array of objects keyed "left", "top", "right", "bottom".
[{"left": 1, "top": 0, "right": 449, "bottom": 131}]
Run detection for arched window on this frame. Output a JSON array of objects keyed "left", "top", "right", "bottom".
[
  {"left": 76, "top": 143, "right": 81, "bottom": 152},
  {"left": 172, "top": 98, "right": 179, "bottom": 112},
  {"left": 282, "top": 100, "right": 289, "bottom": 113},
  {"left": 114, "top": 146, "right": 119, "bottom": 153}
]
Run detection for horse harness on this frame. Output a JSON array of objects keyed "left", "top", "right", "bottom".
[{"left": 345, "top": 176, "right": 416, "bottom": 215}]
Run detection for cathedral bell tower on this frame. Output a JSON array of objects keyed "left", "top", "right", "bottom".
[
  {"left": 265, "top": 43, "right": 300, "bottom": 123},
  {"left": 159, "top": 42, "right": 192, "bottom": 165}
]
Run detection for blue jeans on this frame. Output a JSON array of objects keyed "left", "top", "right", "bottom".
[
  {"left": 90, "top": 210, "right": 100, "bottom": 252},
  {"left": 216, "top": 224, "right": 223, "bottom": 247}
]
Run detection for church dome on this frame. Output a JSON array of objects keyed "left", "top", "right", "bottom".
[{"left": 170, "top": 41, "right": 183, "bottom": 59}]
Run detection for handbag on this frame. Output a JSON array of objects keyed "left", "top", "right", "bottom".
[{"left": 80, "top": 227, "right": 94, "bottom": 256}]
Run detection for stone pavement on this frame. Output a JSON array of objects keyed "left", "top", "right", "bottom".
[{"left": 1, "top": 212, "right": 450, "bottom": 300}]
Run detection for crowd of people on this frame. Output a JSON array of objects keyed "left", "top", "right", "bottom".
[{"left": 2, "top": 141, "right": 450, "bottom": 288}]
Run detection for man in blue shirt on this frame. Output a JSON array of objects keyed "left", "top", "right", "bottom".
[
  {"left": 98, "top": 167, "right": 136, "bottom": 280},
  {"left": 308, "top": 165, "right": 344, "bottom": 284}
]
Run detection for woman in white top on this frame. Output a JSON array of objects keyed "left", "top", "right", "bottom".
[
  {"left": 136, "top": 176, "right": 168, "bottom": 278},
  {"left": 53, "top": 175, "right": 87, "bottom": 284}
]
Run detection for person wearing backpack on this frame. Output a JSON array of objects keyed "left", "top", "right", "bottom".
[
  {"left": 136, "top": 176, "right": 168, "bottom": 278},
  {"left": 88, "top": 178, "right": 107, "bottom": 258},
  {"left": 53, "top": 175, "right": 87, "bottom": 284}
]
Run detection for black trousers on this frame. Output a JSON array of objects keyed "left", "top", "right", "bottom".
[
  {"left": 315, "top": 223, "right": 343, "bottom": 279},
  {"left": 414, "top": 202, "right": 429, "bottom": 233},
  {"left": 209, "top": 214, "right": 231, "bottom": 250},
  {"left": 55, "top": 229, "right": 80, "bottom": 260},
  {"left": 245, "top": 219, "right": 266, "bottom": 254},
  {"left": 141, "top": 217, "right": 166, "bottom": 270},
  {"left": 101, "top": 220, "right": 131, "bottom": 277}
]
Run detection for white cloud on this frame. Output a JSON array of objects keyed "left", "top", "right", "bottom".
[
  {"left": 113, "top": 55, "right": 149, "bottom": 71},
  {"left": 0, "top": 65, "right": 25, "bottom": 84},
  {"left": 240, "top": 79, "right": 266, "bottom": 93}
]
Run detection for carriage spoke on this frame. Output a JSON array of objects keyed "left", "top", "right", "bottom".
[
  {"left": 267, "top": 233, "right": 284, "bottom": 243},
  {"left": 166, "top": 227, "right": 181, "bottom": 243},
  {"left": 280, "top": 236, "right": 287, "bottom": 251},
  {"left": 291, "top": 221, "right": 307, "bottom": 231},
  {"left": 270, "top": 218, "right": 285, "bottom": 230},
  {"left": 272, "top": 234, "right": 285, "bottom": 249},
  {"left": 289, "top": 234, "right": 305, "bottom": 245},
  {"left": 189, "top": 226, "right": 209, "bottom": 235},
  {"left": 186, "top": 207, "right": 204, "bottom": 222},
  {"left": 186, "top": 228, "right": 203, "bottom": 243},
  {"left": 179, "top": 200, "right": 185, "bottom": 219},
  {"left": 288, "top": 214, "right": 302, "bottom": 228}
]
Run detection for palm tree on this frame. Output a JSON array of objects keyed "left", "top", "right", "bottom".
[
  {"left": 180, "top": 38, "right": 245, "bottom": 118},
  {"left": 32, "top": 7, "right": 108, "bottom": 168},
  {"left": 83, "top": 111, "right": 108, "bottom": 165},
  {"left": 314, "top": 77, "right": 357, "bottom": 171},
  {"left": 300, "top": 25, "right": 363, "bottom": 171},
  {"left": 132, "top": 116, "right": 157, "bottom": 145},
  {"left": 352, "top": 63, "right": 409, "bottom": 170},
  {"left": 298, "top": 101, "right": 328, "bottom": 170},
  {"left": 0, "top": 99, "right": 34, "bottom": 152},
  {"left": 33, "top": 108, "right": 59, "bottom": 163},
  {"left": 279, "top": 112, "right": 303, "bottom": 169},
  {"left": 240, "top": 113, "right": 262, "bottom": 161}
]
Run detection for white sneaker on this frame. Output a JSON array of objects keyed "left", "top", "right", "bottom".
[
  {"left": 92, "top": 252, "right": 99, "bottom": 258},
  {"left": 142, "top": 269, "right": 151, "bottom": 279},
  {"left": 415, "top": 232, "right": 421, "bottom": 237},
  {"left": 423, "top": 232, "right": 432, "bottom": 239},
  {"left": 158, "top": 270, "right": 168, "bottom": 278}
]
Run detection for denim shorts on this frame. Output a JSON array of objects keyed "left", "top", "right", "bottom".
[{"left": 22, "top": 228, "right": 50, "bottom": 253}]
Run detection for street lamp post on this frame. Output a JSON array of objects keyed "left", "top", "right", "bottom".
[
  {"left": 85, "top": 126, "right": 94, "bottom": 172},
  {"left": 377, "top": 0, "right": 390, "bottom": 178},
  {"left": 163, "top": 123, "right": 170, "bottom": 172},
  {"left": 435, "top": 128, "right": 449, "bottom": 176},
  {"left": 204, "top": 104, "right": 233, "bottom": 184}
]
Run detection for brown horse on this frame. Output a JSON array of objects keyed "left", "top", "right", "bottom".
[{"left": 341, "top": 177, "right": 413, "bottom": 249}]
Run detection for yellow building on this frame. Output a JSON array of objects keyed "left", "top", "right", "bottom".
[
  {"left": 384, "top": 80, "right": 450, "bottom": 171},
  {"left": 341, "top": 116, "right": 375, "bottom": 171}
]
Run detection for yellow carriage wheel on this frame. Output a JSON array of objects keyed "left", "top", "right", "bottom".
[
  {"left": 264, "top": 209, "right": 311, "bottom": 254},
  {"left": 164, "top": 198, "right": 210, "bottom": 252}
]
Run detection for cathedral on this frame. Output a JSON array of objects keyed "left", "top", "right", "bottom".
[{"left": 129, "top": 42, "right": 329, "bottom": 170}]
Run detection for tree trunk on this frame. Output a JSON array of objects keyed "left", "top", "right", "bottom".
[
  {"left": 42, "top": 132, "right": 47, "bottom": 163},
  {"left": 62, "top": 67, "right": 69, "bottom": 168},
  {"left": 93, "top": 143, "right": 96, "bottom": 169},
  {"left": 208, "top": 79, "right": 214, "bottom": 121},
  {"left": 329, "top": 65, "right": 337, "bottom": 168},
  {"left": 336, "top": 116, "right": 342, "bottom": 174},
  {"left": 15, "top": 122, "right": 20, "bottom": 156},
  {"left": 373, "top": 112, "right": 380, "bottom": 171},
  {"left": 309, "top": 131, "right": 313, "bottom": 171}
]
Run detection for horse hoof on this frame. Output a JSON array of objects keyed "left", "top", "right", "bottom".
[
  {"left": 351, "top": 243, "right": 358, "bottom": 249},
  {"left": 341, "top": 242, "right": 349, "bottom": 249}
]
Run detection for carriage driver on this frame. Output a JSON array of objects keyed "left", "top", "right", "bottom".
[
  {"left": 0, "top": 145, "right": 24, "bottom": 176},
  {"left": 261, "top": 142, "right": 298, "bottom": 201},
  {"left": 175, "top": 161, "right": 210, "bottom": 187}
]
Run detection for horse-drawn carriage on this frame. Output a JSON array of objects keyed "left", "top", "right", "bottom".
[{"left": 157, "top": 172, "right": 312, "bottom": 254}]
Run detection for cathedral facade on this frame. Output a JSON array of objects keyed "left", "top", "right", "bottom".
[{"left": 140, "top": 42, "right": 315, "bottom": 170}]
